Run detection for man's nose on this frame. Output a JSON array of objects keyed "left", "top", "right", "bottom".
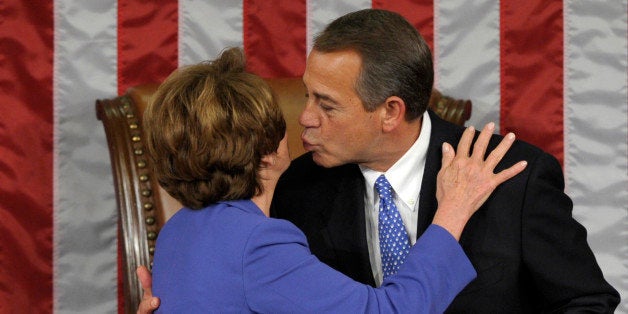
[{"left": 298, "top": 101, "right": 319, "bottom": 128}]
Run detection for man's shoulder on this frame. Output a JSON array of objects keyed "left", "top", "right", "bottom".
[{"left": 428, "top": 110, "right": 551, "bottom": 171}]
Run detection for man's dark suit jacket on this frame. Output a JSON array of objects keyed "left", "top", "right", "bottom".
[{"left": 271, "top": 110, "right": 619, "bottom": 313}]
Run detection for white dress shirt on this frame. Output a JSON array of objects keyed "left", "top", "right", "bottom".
[{"left": 359, "top": 111, "right": 431, "bottom": 286}]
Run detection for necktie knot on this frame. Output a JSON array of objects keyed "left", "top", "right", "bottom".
[{"left": 375, "top": 175, "right": 393, "bottom": 201}]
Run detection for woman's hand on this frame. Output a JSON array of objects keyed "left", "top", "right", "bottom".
[
  {"left": 433, "top": 122, "right": 527, "bottom": 240},
  {"left": 136, "top": 266, "right": 160, "bottom": 314}
]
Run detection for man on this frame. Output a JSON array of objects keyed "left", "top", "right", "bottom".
[{"left": 139, "top": 9, "right": 619, "bottom": 312}]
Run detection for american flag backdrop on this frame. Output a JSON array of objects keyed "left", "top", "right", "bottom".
[{"left": 1, "top": 0, "right": 626, "bottom": 313}]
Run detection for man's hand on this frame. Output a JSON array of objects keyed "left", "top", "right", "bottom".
[{"left": 136, "top": 266, "right": 160, "bottom": 314}]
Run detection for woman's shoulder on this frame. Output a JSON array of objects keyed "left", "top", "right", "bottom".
[
  {"left": 237, "top": 213, "right": 311, "bottom": 258},
  {"left": 160, "top": 200, "right": 266, "bottom": 237}
]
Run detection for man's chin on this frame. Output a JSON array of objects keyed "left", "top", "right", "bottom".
[{"left": 311, "top": 152, "right": 342, "bottom": 168}]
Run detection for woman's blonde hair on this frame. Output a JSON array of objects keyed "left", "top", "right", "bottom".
[{"left": 144, "top": 47, "right": 286, "bottom": 209}]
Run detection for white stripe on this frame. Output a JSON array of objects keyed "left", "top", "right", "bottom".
[
  {"left": 54, "top": 0, "right": 119, "bottom": 312},
  {"left": 47, "top": 3, "right": 627, "bottom": 312},
  {"left": 179, "top": 0, "right": 244, "bottom": 66},
  {"left": 306, "top": 0, "right": 370, "bottom": 54},
  {"left": 434, "top": 0, "right": 500, "bottom": 130},
  {"left": 564, "top": 1, "right": 628, "bottom": 309}
]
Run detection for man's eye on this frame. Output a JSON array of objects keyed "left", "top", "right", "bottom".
[{"left": 320, "top": 103, "right": 333, "bottom": 111}]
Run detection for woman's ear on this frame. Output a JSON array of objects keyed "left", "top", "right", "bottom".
[{"left": 381, "top": 96, "right": 406, "bottom": 132}]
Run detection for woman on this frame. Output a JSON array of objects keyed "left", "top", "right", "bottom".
[{"left": 144, "top": 47, "right": 526, "bottom": 313}]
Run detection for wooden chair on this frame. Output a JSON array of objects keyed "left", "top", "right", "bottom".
[{"left": 95, "top": 78, "right": 471, "bottom": 313}]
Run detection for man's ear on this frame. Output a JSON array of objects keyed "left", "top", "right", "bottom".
[
  {"left": 380, "top": 96, "right": 406, "bottom": 132},
  {"left": 260, "top": 154, "right": 276, "bottom": 168}
]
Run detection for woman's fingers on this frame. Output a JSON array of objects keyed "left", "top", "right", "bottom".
[
  {"left": 495, "top": 160, "right": 528, "bottom": 185},
  {"left": 441, "top": 142, "right": 455, "bottom": 169},
  {"left": 444, "top": 122, "right": 528, "bottom": 206},
  {"left": 465, "top": 124, "right": 527, "bottom": 192},
  {"left": 456, "top": 125, "right": 476, "bottom": 158},
  {"left": 483, "top": 132, "right": 516, "bottom": 172},
  {"left": 459, "top": 123, "right": 524, "bottom": 178},
  {"left": 433, "top": 122, "right": 528, "bottom": 240},
  {"left": 471, "top": 122, "right": 495, "bottom": 162}
]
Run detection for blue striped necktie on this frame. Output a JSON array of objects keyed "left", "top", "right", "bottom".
[{"left": 375, "top": 174, "right": 411, "bottom": 279}]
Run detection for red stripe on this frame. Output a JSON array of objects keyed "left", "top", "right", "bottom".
[
  {"left": 243, "top": 0, "right": 307, "bottom": 78},
  {"left": 0, "top": 1, "right": 54, "bottom": 312},
  {"left": 500, "top": 1, "right": 564, "bottom": 165},
  {"left": 373, "top": 0, "right": 435, "bottom": 50},
  {"left": 118, "top": 0, "right": 179, "bottom": 94},
  {"left": 118, "top": 1, "right": 179, "bottom": 312}
]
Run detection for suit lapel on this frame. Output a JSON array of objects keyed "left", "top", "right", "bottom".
[
  {"left": 417, "top": 111, "right": 466, "bottom": 237},
  {"left": 320, "top": 164, "right": 376, "bottom": 285}
]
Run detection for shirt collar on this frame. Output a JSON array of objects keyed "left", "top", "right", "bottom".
[{"left": 360, "top": 111, "right": 431, "bottom": 211}]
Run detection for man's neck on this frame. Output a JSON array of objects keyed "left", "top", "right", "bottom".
[{"left": 360, "top": 117, "right": 422, "bottom": 172}]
